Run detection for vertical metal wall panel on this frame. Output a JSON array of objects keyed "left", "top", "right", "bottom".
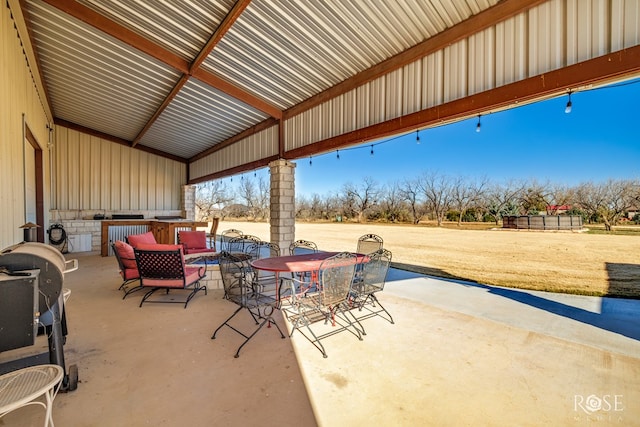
[
  {"left": 495, "top": 15, "right": 528, "bottom": 86},
  {"left": 370, "top": 78, "right": 385, "bottom": 125},
  {"left": 528, "top": 0, "right": 565, "bottom": 76},
  {"left": 52, "top": 127, "right": 185, "bottom": 211},
  {"left": 385, "top": 68, "right": 404, "bottom": 121},
  {"left": 468, "top": 28, "right": 496, "bottom": 95},
  {"left": 624, "top": 0, "right": 640, "bottom": 48},
  {"left": 190, "top": 126, "right": 278, "bottom": 181},
  {"left": 403, "top": 62, "right": 423, "bottom": 116},
  {"left": 618, "top": 0, "right": 640, "bottom": 48},
  {"left": 356, "top": 84, "right": 371, "bottom": 130},
  {"left": 443, "top": 40, "right": 468, "bottom": 103},
  {"left": 0, "top": 0, "right": 52, "bottom": 249},
  {"left": 566, "top": 0, "right": 608, "bottom": 65},
  {"left": 423, "top": 52, "right": 445, "bottom": 110},
  {"left": 331, "top": 95, "right": 347, "bottom": 136}
]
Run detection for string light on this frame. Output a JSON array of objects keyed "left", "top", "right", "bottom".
[
  {"left": 336, "top": 150, "right": 340, "bottom": 160},
  {"left": 370, "top": 145, "right": 374, "bottom": 156},
  {"left": 309, "top": 156, "right": 312, "bottom": 166},
  {"left": 254, "top": 170, "right": 257, "bottom": 177},
  {"left": 565, "top": 91, "right": 572, "bottom": 114},
  {"left": 476, "top": 115, "right": 481, "bottom": 133},
  {"left": 416, "top": 129, "right": 420, "bottom": 144}
]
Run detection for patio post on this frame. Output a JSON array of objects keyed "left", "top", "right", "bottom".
[
  {"left": 182, "top": 185, "right": 196, "bottom": 220},
  {"left": 269, "top": 159, "right": 296, "bottom": 255}
]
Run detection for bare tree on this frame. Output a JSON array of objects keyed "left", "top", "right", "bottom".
[
  {"left": 574, "top": 179, "right": 637, "bottom": 231},
  {"left": 379, "top": 182, "right": 406, "bottom": 222},
  {"left": 545, "top": 183, "right": 575, "bottom": 215},
  {"left": 255, "top": 175, "right": 270, "bottom": 220},
  {"left": 195, "top": 180, "right": 234, "bottom": 220},
  {"left": 519, "top": 180, "right": 549, "bottom": 214},
  {"left": 484, "top": 180, "right": 525, "bottom": 225},
  {"left": 341, "top": 177, "right": 380, "bottom": 223},
  {"left": 451, "top": 176, "right": 488, "bottom": 225},
  {"left": 417, "top": 172, "right": 456, "bottom": 227},
  {"left": 237, "top": 176, "right": 258, "bottom": 220},
  {"left": 399, "top": 178, "right": 425, "bottom": 224}
]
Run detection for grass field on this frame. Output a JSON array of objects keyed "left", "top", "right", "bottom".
[{"left": 216, "top": 220, "right": 640, "bottom": 299}]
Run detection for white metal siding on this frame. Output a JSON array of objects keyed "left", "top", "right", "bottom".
[
  {"left": 189, "top": 126, "right": 279, "bottom": 180},
  {"left": 52, "top": 126, "right": 186, "bottom": 210},
  {"left": 277, "top": 0, "right": 640, "bottom": 158}
]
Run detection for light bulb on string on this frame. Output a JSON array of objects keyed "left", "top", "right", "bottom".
[
  {"left": 254, "top": 170, "right": 257, "bottom": 178},
  {"left": 416, "top": 129, "right": 420, "bottom": 144},
  {"left": 565, "top": 91, "right": 572, "bottom": 114},
  {"left": 309, "top": 156, "right": 312, "bottom": 167},
  {"left": 336, "top": 150, "right": 340, "bottom": 160},
  {"left": 370, "top": 145, "right": 374, "bottom": 156},
  {"left": 476, "top": 115, "right": 481, "bottom": 133}
]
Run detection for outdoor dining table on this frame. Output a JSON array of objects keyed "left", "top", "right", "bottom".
[{"left": 250, "top": 251, "right": 367, "bottom": 302}]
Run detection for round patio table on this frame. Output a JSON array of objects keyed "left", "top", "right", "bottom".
[
  {"left": 0, "top": 364, "right": 64, "bottom": 427},
  {"left": 250, "top": 252, "right": 342, "bottom": 274},
  {"left": 251, "top": 252, "right": 367, "bottom": 301}
]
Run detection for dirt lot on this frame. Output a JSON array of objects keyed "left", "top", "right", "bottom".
[{"left": 216, "top": 220, "right": 640, "bottom": 298}]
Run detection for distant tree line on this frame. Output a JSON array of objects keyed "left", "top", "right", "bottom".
[{"left": 196, "top": 174, "right": 640, "bottom": 231}]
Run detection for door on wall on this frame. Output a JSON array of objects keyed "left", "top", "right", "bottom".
[{"left": 25, "top": 126, "right": 45, "bottom": 242}]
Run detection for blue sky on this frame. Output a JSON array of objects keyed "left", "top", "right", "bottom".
[{"left": 289, "top": 78, "right": 640, "bottom": 196}]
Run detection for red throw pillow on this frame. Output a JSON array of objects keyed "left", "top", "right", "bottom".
[
  {"left": 114, "top": 240, "right": 137, "bottom": 269},
  {"left": 127, "top": 231, "right": 156, "bottom": 248},
  {"left": 179, "top": 231, "right": 206, "bottom": 251}
]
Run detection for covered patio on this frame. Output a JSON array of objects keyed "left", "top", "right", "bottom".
[
  {"left": 1, "top": 251, "right": 639, "bottom": 425},
  {"left": 2, "top": 1, "right": 640, "bottom": 425}
]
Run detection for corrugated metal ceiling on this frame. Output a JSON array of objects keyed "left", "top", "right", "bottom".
[{"left": 22, "top": 0, "right": 535, "bottom": 160}]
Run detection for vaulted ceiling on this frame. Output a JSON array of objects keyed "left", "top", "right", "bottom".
[{"left": 18, "top": 0, "right": 640, "bottom": 182}]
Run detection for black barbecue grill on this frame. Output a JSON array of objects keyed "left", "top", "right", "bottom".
[{"left": 0, "top": 242, "right": 79, "bottom": 391}]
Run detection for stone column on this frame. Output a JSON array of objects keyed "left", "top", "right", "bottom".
[
  {"left": 182, "top": 185, "right": 196, "bottom": 220},
  {"left": 269, "top": 159, "right": 296, "bottom": 255}
]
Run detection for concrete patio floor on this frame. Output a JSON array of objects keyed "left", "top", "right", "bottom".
[{"left": 1, "top": 251, "right": 639, "bottom": 426}]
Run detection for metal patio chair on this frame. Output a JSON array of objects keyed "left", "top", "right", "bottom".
[
  {"left": 220, "top": 229, "right": 243, "bottom": 252},
  {"left": 112, "top": 241, "right": 142, "bottom": 299},
  {"left": 350, "top": 248, "right": 394, "bottom": 330},
  {"left": 226, "top": 234, "right": 261, "bottom": 255},
  {"left": 356, "top": 233, "right": 384, "bottom": 255},
  {"left": 280, "top": 251, "right": 362, "bottom": 358},
  {"left": 211, "top": 251, "right": 285, "bottom": 358},
  {"left": 288, "top": 239, "right": 318, "bottom": 255},
  {"left": 133, "top": 244, "right": 207, "bottom": 308}
]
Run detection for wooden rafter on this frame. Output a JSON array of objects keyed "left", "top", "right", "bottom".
[{"left": 41, "top": 0, "right": 281, "bottom": 120}]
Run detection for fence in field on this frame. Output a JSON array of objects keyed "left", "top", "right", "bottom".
[{"left": 502, "top": 215, "right": 583, "bottom": 230}]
